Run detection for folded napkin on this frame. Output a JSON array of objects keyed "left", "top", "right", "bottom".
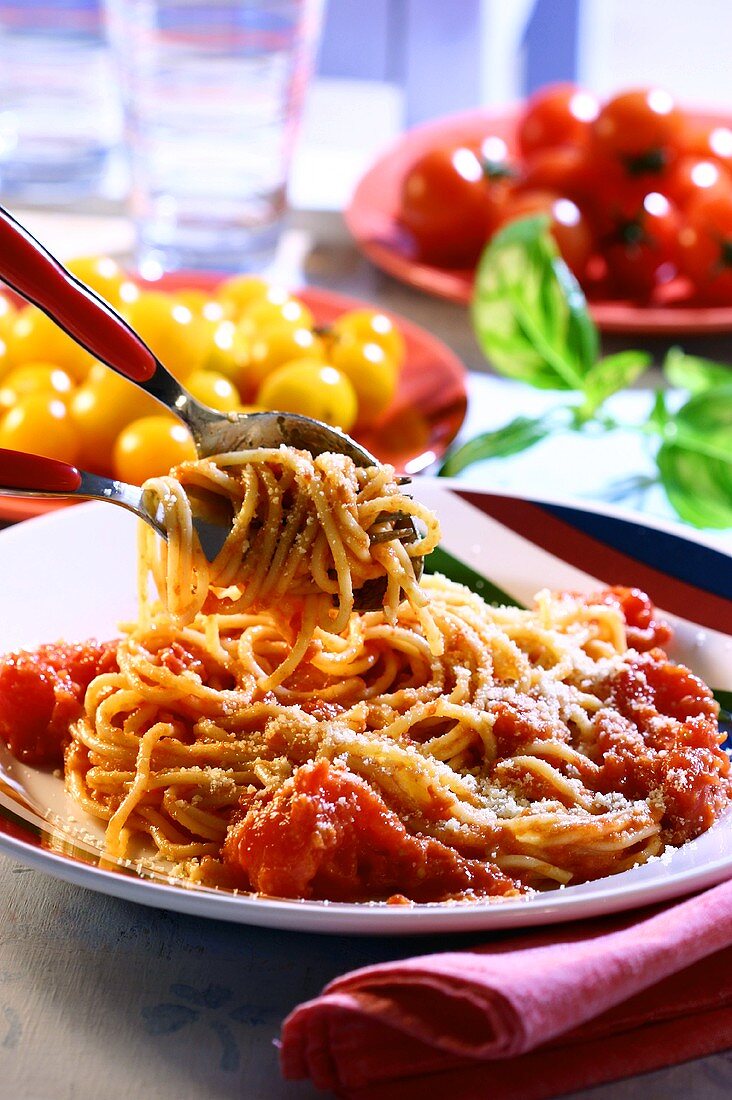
[{"left": 280, "top": 878, "right": 732, "bottom": 1099}]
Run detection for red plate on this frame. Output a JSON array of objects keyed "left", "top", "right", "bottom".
[
  {"left": 0, "top": 279, "right": 467, "bottom": 523},
  {"left": 346, "top": 107, "right": 732, "bottom": 334}
]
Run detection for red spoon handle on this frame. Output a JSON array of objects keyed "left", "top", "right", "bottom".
[
  {"left": 0, "top": 205, "right": 157, "bottom": 383},
  {"left": 0, "top": 448, "right": 82, "bottom": 493}
]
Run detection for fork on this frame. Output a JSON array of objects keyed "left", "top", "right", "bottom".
[
  {"left": 0, "top": 206, "right": 423, "bottom": 602},
  {"left": 0, "top": 448, "right": 421, "bottom": 612}
]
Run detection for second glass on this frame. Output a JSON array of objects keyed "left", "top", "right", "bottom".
[{"left": 105, "top": 0, "right": 323, "bottom": 274}]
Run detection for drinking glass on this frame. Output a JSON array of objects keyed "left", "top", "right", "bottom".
[
  {"left": 0, "top": 1, "right": 120, "bottom": 201},
  {"left": 105, "top": 0, "right": 324, "bottom": 274}
]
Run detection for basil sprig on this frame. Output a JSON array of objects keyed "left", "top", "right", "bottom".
[{"left": 440, "top": 217, "right": 732, "bottom": 530}]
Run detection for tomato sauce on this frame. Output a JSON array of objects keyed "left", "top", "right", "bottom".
[
  {"left": 593, "top": 648, "right": 730, "bottom": 844},
  {"left": 584, "top": 586, "right": 673, "bottom": 651},
  {"left": 0, "top": 640, "right": 118, "bottom": 766},
  {"left": 156, "top": 640, "right": 235, "bottom": 692},
  {"left": 224, "top": 758, "right": 520, "bottom": 902}
]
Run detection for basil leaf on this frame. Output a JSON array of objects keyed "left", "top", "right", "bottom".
[
  {"left": 438, "top": 414, "right": 556, "bottom": 477},
  {"left": 656, "top": 385, "right": 732, "bottom": 528},
  {"left": 581, "top": 351, "right": 651, "bottom": 414},
  {"left": 647, "top": 389, "right": 670, "bottom": 431},
  {"left": 663, "top": 347, "right": 731, "bottom": 394},
  {"left": 472, "top": 216, "right": 598, "bottom": 391},
  {"left": 714, "top": 689, "right": 732, "bottom": 724}
]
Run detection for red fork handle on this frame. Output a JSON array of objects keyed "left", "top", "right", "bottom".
[
  {"left": 0, "top": 449, "right": 82, "bottom": 494},
  {"left": 0, "top": 205, "right": 157, "bottom": 383}
]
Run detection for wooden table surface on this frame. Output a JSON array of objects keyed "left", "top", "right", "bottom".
[{"left": 0, "top": 206, "right": 730, "bottom": 1100}]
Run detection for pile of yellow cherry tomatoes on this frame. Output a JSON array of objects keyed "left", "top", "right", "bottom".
[{"left": 0, "top": 258, "right": 406, "bottom": 485}]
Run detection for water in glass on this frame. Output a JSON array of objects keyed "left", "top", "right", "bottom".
[
  {"left": 105, "top": 0, "right": 323, "bottom": 274},
  {"left": 0, "top": 1, "right": 120, "bottom": 200}
]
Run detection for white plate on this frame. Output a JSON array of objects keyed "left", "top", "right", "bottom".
[{"left": 0, "top": 481, "right": 730, "bottom": 934}]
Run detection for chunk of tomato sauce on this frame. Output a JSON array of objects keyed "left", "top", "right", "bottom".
[
  {"left": 0, "top": 640, "right": 118, "bottom": 766},
  {"left": 154, "top": 640, "right": 235, "bottom": 693},
  {"left": 593, "top": 649, "right": 730, "bottom": 844},
  {"left": 223, "top": 758, "right": 520, "bottom": 903},
  {"left": 580, "top": 586, "right": 673, "bottom": 651}
]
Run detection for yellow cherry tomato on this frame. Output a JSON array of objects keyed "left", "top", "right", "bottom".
[
  {"left": 0, "top": 393, "right": 79, "bottom": 463},
  {"left": 70, "top": 366, "right": 161, "bottom": 472},
  {"left": 217, "top": 275, "right": 271, "bottom": 316},
  {"left": 0, "top": 294, "right": 17, "bottom": 342},
  {"left": 66, "top": 256, "right": 127, "bottom": 307},
  {"left": 8, "top": 306, "right": 95, "bottom": 381},
  {"left": 113, "top": 416, "right": 197, "bottom": 485},
  {"left": 239, "top": 287, "right": 314, "bottom": 336},
  {"left": 176, "top": 290, "right": 227, "bottom": 324},
  {"left": 247, "top": 323, "right": 323, "bottom": 395},
  {"left": 0, "top": 336, "right": 10, "bottom": 381},
  {"left": 329, "top": 338, "right": 398, "bottom": 425},
  {"left": 257, "top": 360, "right": 357, "bottom": 432},
  {"left": 0, "top": 363, "right": 74, "bottom": 414},
  {"left": 199, "top": 319, "right": 250, "bottom": 391},
  {"left": 330, "top": 309, "right": 406, "bottom": 371},
  {"left": 201, "top": 299, "right": 227, "bottom": 323},
  {"left": 175, "top": 289, "right": 211, "bottom": 315},
  {"left": 118, "top": 279, "right": 141, "bottom": 307},
  {"left": 185, "top": 369, "right": 240, "bottom": 412},
  {"left": 123, "top": 292, "right": 208, "bottom": 379}
]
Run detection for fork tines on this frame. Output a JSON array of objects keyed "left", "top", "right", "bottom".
[{"left": 369, "top": 526, "right": 418, "bottom": 545}]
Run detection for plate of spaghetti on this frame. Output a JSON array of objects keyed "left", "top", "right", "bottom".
[{"left": 0, "top": 459, "right": 729, "bottom": 933}]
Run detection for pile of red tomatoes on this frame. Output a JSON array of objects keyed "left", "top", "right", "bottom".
[{"left": 398, "top": 84, "right": 732, "bottom": 305}]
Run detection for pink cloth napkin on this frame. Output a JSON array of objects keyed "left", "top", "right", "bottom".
[{"left": 280, "top": 878, "right": 732, "bottom": 1098}]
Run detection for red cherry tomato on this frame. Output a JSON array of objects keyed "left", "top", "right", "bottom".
[
  {"left": 518, "top": 145, "right": 601, "bottom": 205},
  {"left": 517, "top": 83, "right": 599, "bottom": 158},
  {"left": 499, "top": 190, "right": 594, "bottom": 279},
  {"left": 474, "top": 133, "right": 516, "bottom": 179},
  {"left": 680, "top": 119, "right": 732, "bottom": 170},
  {"left": 663, "top": 155, "right": 732, "bottom": 209},
  {"left": 585, "top": 155, "right": 672, "bottom": 240},
  {"left": 678, "top": 191, "right": 732, "bottom": 303},
  {"left": 593, "top": 88, "right": 683, "bottom": 172},
  {"left": 603, "top": 192, "right": 681, "bottom": 301},
  {"left": 398, "top": 146, "right": 497, "bottom": 267}
]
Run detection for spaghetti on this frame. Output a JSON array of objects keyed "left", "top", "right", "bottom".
[
  {"left": 0, "top": 451, "right": 729, "bottom": 904},
  {"left": 138, "top": 448, "right": 442, "bottom": 682}
]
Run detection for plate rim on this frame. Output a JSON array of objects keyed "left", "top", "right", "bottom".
[{"left": 0, "top": 483, "right": 729, "bottom": 934}]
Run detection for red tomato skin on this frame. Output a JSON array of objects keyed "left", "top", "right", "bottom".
[
  {"left": 678, "top": 190, "right": 732, "bottom": 302},
  {"left": 662, "top": 156, "right": 732, "bottom": 209},
  {"left": 518, "top": 145, "right": 601, "bottom": 205},
  {"left": 592, "top": 88, "right": 683, "bottom": 167},
  {"left": 398, "top": 146, "right": 495, "bottom": 268},
  {"left": 680, "top": 119, "right": 732, "bottom": 171},
  {"left": 517, "top": 83, "right": 599, "bottom": 159},
  {"left": 602, "top": 193, "right": 682, "bottom": 301},
  {"left": 499, "top": 189, "right": 595, "bottom": 279}
]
